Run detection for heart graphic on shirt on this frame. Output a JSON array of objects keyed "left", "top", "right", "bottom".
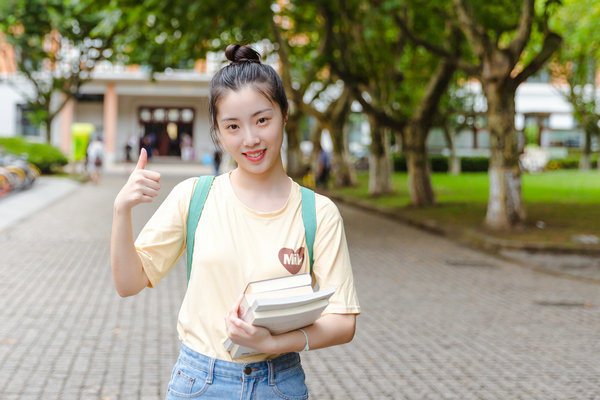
[{"left": 278, "top": 247, "right": 305, "bottom": 274}]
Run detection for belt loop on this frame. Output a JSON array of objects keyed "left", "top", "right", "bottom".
[
  {"left": 267, "top": 359, "right": 275, "bottom": 386},
  {"left": 206, "top": 357, "right": 215, "bottom": 384}
]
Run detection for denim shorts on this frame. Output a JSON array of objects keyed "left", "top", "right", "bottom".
[{"left": 165, "top": 342, "right": 309, "bottom": 400}]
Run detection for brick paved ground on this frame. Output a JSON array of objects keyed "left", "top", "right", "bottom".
[{"left": 0, "top": 172, "right": 599, "bottom": 399}]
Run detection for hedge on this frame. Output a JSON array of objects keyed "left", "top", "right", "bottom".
[
  {"left": 545, "top": 158, "right": 596, "bottom": 170},
  {"left": 392, "top": 154, "right": 489, "bottom": 172},
  {"left": 0, "top": 137, "right": 68, "bottom": 174}
]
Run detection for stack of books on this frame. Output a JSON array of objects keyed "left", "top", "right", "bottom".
[{"left": 224, "top": 273, "right": 335, "bottom": 358}]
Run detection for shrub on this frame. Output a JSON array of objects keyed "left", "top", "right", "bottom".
[
  {"left": 460, "top": 156, "right": 489, "bottom": 172},
  {"left": 545, "top": 158, "right": 580, "bottom": 171},
  {"left": 392, "top": 153, "right": 407, "bottom": 172},
  {"left": 392, "top": 153, "right": 489, "bottom": 173},
  {"left": 430, "top": 155, "right": 449, "bottom": 172},
  {"left": 0, "top": 137, "right": 68, "bottom": 174}
]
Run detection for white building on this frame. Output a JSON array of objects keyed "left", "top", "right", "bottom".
[{"left": 0, "top": 42, "right": 279, "bottom": 165}]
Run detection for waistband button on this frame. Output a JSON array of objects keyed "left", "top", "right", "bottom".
[{"left": 244, "top": 366, "right": 252, "bottom": 375}]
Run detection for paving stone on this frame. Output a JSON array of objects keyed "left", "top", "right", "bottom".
[{"left": 0, "top": 173, "right": 599, "bottom": 399}]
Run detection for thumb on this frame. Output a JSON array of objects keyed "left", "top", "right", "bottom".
[
  {"left": 136, "top": 148, "right": 147, "bottom": 170},
  {"left": 233, "top": 292, "right": 245, "bottom": 318}
]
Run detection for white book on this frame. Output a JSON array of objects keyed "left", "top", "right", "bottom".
[{"left": 223, "top": 275, "right": 336, "bottom": 359}]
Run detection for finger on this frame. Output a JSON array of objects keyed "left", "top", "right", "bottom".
[
  {"left": 137, "top": 188, "right": 159, "bottom": 199},
  {"left": 231, "top": 293, "right": 245, "bottom": 317},
  {"left": 226, "top": 315, "right": 250, "bottom": 335},
  {"left": 234, "top": 319, "right": 254, "bottom": 336},
  {"left": 136, "top": 149, "right": 148, "bottom": 170},
  {"left": 138, "top": 177, "right": 162, "bottom": 191},
  {"left": 138, "top": 194, "right": 155, "bottom": 203},
  {"left": 140, "top": 170, "right": 161, "bottom": 182}
]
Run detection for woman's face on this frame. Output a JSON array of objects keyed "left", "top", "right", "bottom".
[{"left": 216, "top": 85, "right": 286, "bottom": 177}]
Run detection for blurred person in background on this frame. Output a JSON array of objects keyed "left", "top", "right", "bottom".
[{"left": 86, "top": 136, "right": 104, "bottom": 184}]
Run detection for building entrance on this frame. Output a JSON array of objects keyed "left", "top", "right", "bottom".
[{"left": 138, "top": 107, "right": 195, "bottom": 158}]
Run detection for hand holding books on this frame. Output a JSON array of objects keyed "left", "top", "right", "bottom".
[{"left": 224, "top": 273, "right": 336, "bottom": 359}]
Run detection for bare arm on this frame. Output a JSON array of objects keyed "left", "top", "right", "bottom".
[
  {"left": 225, "top": 295, "right": 357, "bottom": 354},
  {"left": 110, "top": 149, "right": 161, "bottom": 297}
]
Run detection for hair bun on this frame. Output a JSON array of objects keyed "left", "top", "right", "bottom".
[{"left": 225, "top": 44, "right": 261, "bottom": 64}]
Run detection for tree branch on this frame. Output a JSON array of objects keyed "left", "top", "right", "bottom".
[
  {"left": 506, "top": 0, "right": 535, "bottom": 59},
  {"left": 394, "top": 14, "right": 450, "bottom": 59},
  {"left": 512, "top": 32, "right": 562, "bottom": 87},
  {"left": 397, "top": 12, "right": 480, "bottom": 78},
  {"left": 452, "top": 0, "right": 491, "bottom": 57},
  {"left": 348, "top": 83, "right": 406, "bottom": 131}
]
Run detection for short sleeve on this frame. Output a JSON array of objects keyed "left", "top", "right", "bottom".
[
  {"left": 134, "top": 178, "right": 196, "bottom": 287},
  {"left": 312, "top": 196, "right": 360, "bottom": 315}
]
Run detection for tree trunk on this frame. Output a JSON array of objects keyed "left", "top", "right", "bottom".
[
  {"left": 404, "top": 123, "right": 435, "bottom": 206},
  {"left": 309, "top": 120, "right": 322, "bottom": 178},
  {"left": 368, "top": 115, "right": 393, "bottom": 195},
  {"left": 321, "top": 87, "right": 355, "bottom": 188},
  {"left": 442, "top": 125, "right": 460, "bottom": 175},
  {"left": 484, "top": 84, "right": 526, "bottom": 230},
  {"left": 402, "top": 56, "right": 457, "bottom": 206},
  {"left": 580, "top": 131, "right": 592, "bottom": 170},
  {"left": 285, "top": 113, "right": 304, "bottom": 178},
  {"left": 44, "top": 118, "right": 53, "bottom": 143},
  {"left": 328, "top": 123, "right": 356, "bottom": 188}
]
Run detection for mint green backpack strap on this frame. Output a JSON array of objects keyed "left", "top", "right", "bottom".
[
  {"left": 186, "top": 175, "right": 215, "bottom": 284},
  {"left": 300, "top": 186, "right": 317, "bottom": 275}
]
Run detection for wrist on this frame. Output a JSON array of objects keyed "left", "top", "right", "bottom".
[
  {"left": 258, "top": 334, "right": 278, "bottom": 355},
  {"left": 113, "top": 199, "right": 133, "bottom": 215},
  {"left": 298, "top": 328, "right": 310, "bottom": 352}
]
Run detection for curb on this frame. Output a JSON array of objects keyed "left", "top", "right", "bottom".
[
  {"left": 325, "top": 192, "right": 600, "bottom": 285},
  {"left": 326, "top": 193, "right": 600, "bottom": 255},
  {"left": 0, "top": 176, "right": 80, "bottom": 233}
]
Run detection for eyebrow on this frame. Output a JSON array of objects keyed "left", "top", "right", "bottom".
[{"left": 220, "top": 108, "right": 273, "bottom": 123}]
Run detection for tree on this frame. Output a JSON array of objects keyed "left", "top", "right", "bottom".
[
  {"left": 321, "top": 0, "right": 466, "bottom": 202},
  {"left": 0, "top": 0, "right": 130, "bottom": 142},
  {"left": 435, "top": 80, "right": 479, "bottom": 174},
  {"left": 301, "top": 83, "right": 356, "bottom": 187},
  {"left": 270, "top": 4, "right": 333, "bottom": 179},
  {"left": 453, "top": 0, "right": 562, "bottom": 229},
  {"left": 552, "top": 0, "right": 600, "bottom": 170},
  {"left": 319, "top": 0, "right": 405, "bottom": 196}
]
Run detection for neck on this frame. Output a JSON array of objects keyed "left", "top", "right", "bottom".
[{"left": 230, "top": 159, "right": 290, "bottom": 195}]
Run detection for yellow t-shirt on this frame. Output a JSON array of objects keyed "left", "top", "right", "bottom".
[{"left": 134, "top": 173, "right": 360, "bottom": 362}]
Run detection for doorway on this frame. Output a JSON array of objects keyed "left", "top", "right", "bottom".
[{"left": 138, "top": 107, "right": 195, "bottom": 158}]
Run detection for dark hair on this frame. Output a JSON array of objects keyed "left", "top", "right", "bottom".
[{"left": 208, "top": 44, "right": 288, "bottom": 144}]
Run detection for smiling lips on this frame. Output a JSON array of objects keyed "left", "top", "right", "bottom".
[{"left": 243, "top": 149, "right": 266, "bottom": 162}]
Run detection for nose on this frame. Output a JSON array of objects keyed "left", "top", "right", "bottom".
[{"left": 242, "top": 126, "right": 260, "bottom": 147}]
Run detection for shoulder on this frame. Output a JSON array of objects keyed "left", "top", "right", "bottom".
[
  {"left": 173, "top": 177, "right": 199, "bottom": 195},
  {"left": 314, "top": 191, "right": 343, "bottom": 224},
  {"left": 167, "top": 177, "right": 200, "bottom": 209},
  {"left": 295, "top": 183, "right": 340, "bottom": 219}
]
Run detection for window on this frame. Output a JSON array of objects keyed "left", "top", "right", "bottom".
[
  {"left": 16, "top": 104, "right": 41, "bottom": 137},
  {"left": 527, "top": 68, "right": 551, "bottom": 83}
]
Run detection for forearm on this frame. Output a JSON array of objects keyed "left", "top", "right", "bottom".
[
  {"left": 110, "top": 206, "right": 149, "bottom": 297},
  {"left": 268, "top": 313, "right": 357, "bottom": 354}
]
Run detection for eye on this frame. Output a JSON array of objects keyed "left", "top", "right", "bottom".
[
  {"left": 257, "top": 117, "right": 269, "bottom": 125},
  {"left": 226, "top": 124, "right": 239, "bottom": 130}
]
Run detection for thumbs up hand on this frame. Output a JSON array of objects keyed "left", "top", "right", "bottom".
[{"left": 114, "top": 148, "right": 162, "bottom": 212}]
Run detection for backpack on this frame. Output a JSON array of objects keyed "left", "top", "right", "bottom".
[{"left": 185, "top": 175, "right": 317, "bottom": 284}]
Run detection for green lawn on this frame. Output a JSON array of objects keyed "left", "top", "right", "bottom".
[{"left": 331, "top": 171, "right": 600, "bottom": 246}]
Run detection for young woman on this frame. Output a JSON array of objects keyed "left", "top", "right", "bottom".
[{"left": 111, "top": 44, "right": 360, "bottom": 399}]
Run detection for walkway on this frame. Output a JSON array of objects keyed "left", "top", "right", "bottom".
[{"left": 0, "top": 171, "right": 598, "bottom": 399}]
